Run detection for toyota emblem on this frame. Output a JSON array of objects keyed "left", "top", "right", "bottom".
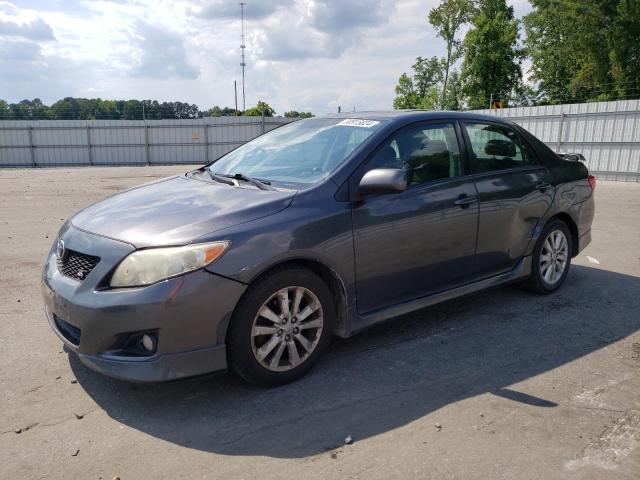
[{"left": 56, "top": 239, "right": 66, "bottom": 260}]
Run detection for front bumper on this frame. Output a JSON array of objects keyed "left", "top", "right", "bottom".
[{"left": 42, "top": 224, "right": 246, "bottom": 382}]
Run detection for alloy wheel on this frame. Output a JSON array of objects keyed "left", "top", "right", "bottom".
[
  {"left": 250, "top": 286, "right": 324, "bottom": 372},
  {"left": 540, "top": 230, "right": 569, "bottom": 285}
]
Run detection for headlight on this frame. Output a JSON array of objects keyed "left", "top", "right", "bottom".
[{"left": 110, "top": 241, "right": 229, "bottom": 287}]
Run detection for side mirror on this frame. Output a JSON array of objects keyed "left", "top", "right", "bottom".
[{"left": 358, "top": 168, "right": 407, "bottom": 196}]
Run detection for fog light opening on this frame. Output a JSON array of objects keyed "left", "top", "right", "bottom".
[{"left": 141, "top": 334, "right": 156, "bottom": 353}]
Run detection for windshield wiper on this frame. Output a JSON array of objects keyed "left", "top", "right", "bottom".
[
  {"left": 205, "top": 169, "right": 236, "bottom": 186},
  {"left": 217, "top": 172, "right": 276, "bottom": 191}
]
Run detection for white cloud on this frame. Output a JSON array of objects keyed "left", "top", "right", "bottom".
[
  {"left": 0, "top": 0, "right": 18, "bottom": 14},
  {"left": 0, "top": 16, "right": 55, "bottom": 40},
  {"left": 309, "top": 0, "right": 394, "bottom": 32},
  {"left": 192, "top": 0, "right": 291, "bottom": 20},
  {"left": 0, "top": 0, "right": 532, "bottom": 114},
  {"left": 129, "top": 21, "right": 200, "bottom": 79},
  {"left": 0, "top": 37, "right": 103, "bottom": 101},
  {"left": 251, "top": 0, "right": 397, "bottom": 62}
]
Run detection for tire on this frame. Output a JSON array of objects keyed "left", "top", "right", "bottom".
[
  {"left": 521, "top": 219, "right": 572, "bottom": 294},
  {"left": 227, "top": 266, "right": 335, "bottom": 386}
]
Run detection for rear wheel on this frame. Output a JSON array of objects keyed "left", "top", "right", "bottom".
[
  {"left": 521, "top": 219, "right": 572, "bottom": 294},
  {"left": 227, "top": 267, "right": 334, "bottom": 385}
]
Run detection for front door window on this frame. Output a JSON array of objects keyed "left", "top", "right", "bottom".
[{"left": 366, "top": 123, "right": 463, "bottom": 184}]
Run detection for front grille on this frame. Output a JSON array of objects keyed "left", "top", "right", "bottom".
[
  {"left": 53, "top": 315, "right": 81, "bottom": 346},
  {"left": 56, "top": 249, "right": 100, "bottom": 281}
]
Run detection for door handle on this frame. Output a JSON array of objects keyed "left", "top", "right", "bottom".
[
  {"left": 536, "top": 182, "right": 552, "bottom": 192},
  {"left": 454, "top": 195, "right": 478, "bottom": 207}
]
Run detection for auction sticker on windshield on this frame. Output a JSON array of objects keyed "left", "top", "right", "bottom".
[{"left": 337, "top": 119, "right": 380, "bottom": 128}]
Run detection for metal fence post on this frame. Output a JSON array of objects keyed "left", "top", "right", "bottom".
[
  {"left": 27, "top": 125, "right": 36, "bottom": 167},
  {"left": 204, "top": 121, "right": 209, "bottom": 164},
  {"left": 556, "top": 112, "right": 566, "bottom": 151},
  {"left": 86, "top": 125, "right": 93, "bottom": 165},
  {"left": 144, "top": 122, "right": 150, "bottom": 166}
]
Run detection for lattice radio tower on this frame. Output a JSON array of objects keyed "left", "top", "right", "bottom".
[{"left": 239, "top": 2, "right": 246, "bottom": 112}]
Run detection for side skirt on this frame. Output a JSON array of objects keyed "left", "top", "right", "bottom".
[{"left": 348, "top": 255, "right": 532, "bottom": 335}]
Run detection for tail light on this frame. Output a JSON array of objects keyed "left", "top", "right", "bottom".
[{"left": 588, "top": 175, "right": 596, "bottom": 190}]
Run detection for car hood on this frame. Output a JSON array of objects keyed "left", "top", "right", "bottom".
[{"left": 71, "top": 174, "right": 295, "bottom": 247}]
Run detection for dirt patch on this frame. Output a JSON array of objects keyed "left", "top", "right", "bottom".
[{"left": 565, "top": 411, "right": 640, "bottom": 471}]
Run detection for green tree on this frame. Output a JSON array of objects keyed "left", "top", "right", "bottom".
[
  {"left": 284, "top": 110, "right": 314, "bottom": 118},
  {"left": 205, "top": 106, "right": 224, "bottom": 117},
  {"left": 523, "top": 0, "right": 579, "bottom": 103},
  {"left": 171, "top": 102, "right": 200, "bottom": 119},
  {"left": 461, "top": 0, "right": 523, "bottom": 109},
  {"left": 159, "top": 102, "right": 178, "bottom": 119},
  {"left": 204, "top": 106, "right": 239, "bottom": 117},
  {"left": 510, "top": 84, "right": 543, "bottom": 106},
  {"left": 51, "top": 98, "right": 81, "bottom": 119},
  {"left": 393, "top": 73, "right": 419, "bottom": 109},
  {"left": 0, "top": 97, "right": 291, "bottom": 121},
  {"left": 122, "top": 100, "right": 142, "bottom": 119},
  {"left": 393, "top": 55, "right": 468, "bottom": 111},
  {"left": 244, "top": 100, "right": 276, "bottom": 117},
  {"left": 140, "top": 100, "right": 162, "bottom": 119},
  {"left": 413, "top": 56, "right": 445, "bottom": 100},
  {"left": 393, "top": 57, "right": 451, "bottom": 110},
  {"left": 428, "top": 0, "right": 473, "bottom": 106},
  {"left": 609, "top": 0, "right": 640, "bottom": 99},
  {"left": 94, "top": 100, "right": 121, "bottom": 119},
  {"left": 568, "top": 1, "right": 618, "bottom": 100},
  {"left": 441, "top": 70, "right": 464, "bottom": 110},
  {"left": 4, "top": 99, "right": 51, "bottom": 119},
  {"left": 75, "top": 98, "right": 113, "bottom": 119},
  {"left": 29, "top": 98, "right": 51, "bottom": 119},
  {"left": 221, "top": 107, "right": 239, "bottom": 116},
  {"left": 0, "top": 100, "right": 10, "bottom": 119},
  {"left": 524, "top": 0, "right": 639, "bottom": 103}
]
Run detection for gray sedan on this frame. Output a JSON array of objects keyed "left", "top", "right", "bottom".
[{"left": 42, "top": 111, "right": 595, "bottom": 385}]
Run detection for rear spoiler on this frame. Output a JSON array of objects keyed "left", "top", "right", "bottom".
[{"left": 557, "top": 153, "right": 586, "bottom": 162}]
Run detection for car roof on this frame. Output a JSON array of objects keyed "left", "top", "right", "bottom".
[{"left": 321, "top": 110, "right": 514, "bottom": 126}]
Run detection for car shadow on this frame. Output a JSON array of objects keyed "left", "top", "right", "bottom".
[{"left": 69, "top": 265, "right": 640, "bottom": 458}]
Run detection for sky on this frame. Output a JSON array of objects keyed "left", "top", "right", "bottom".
[{"left": 0, "top": 0, "right": 533, "bottom": 115}]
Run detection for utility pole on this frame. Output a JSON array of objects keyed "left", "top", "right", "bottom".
[
  {"left": 234, "top": 80, "right": 238, "bottom": 116},
  {"left": 239, "top": 2, "right": 246, "bottom": 112}
]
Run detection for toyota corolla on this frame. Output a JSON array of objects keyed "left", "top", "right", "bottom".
[{"left": 42, "top": 111, "right": 595, "bottom": 385}]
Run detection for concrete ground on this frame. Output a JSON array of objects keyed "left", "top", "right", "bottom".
[{"left": 0, "top": 166, "right": 639, "bottom": 480}]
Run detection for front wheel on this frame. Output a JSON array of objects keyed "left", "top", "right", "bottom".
[
  {"left": 521, "top": 219, "right": 572, "bottom": 294},
  {"left": 227, "top": 267, "right": 334, "bottom": 385}
]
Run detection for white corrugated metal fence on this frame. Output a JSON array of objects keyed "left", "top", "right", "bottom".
[
  {"left": 1, "top": 100, "right": 639, "bottom": 181},
  {"left": 0, "top": 116, "right": 295, "bottom": 168}
]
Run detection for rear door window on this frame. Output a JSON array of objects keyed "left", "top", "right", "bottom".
[{"left": 464, "top": 123, "right": 538, "bottom": 173}]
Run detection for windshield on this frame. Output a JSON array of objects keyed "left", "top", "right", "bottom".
[{"left": 209, "top": 117, "right": 384, "bottom": 188}]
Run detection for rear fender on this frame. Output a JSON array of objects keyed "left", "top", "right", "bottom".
[{"left": 525, "top": 178, "right": 594, "bottom": 256}]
